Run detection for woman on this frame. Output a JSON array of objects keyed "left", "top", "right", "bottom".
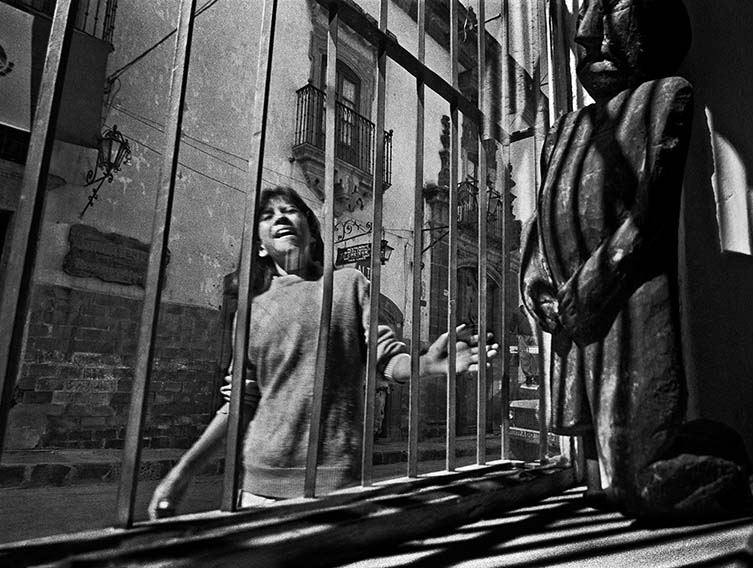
[{"left": 149, "top": 186, "right": 497, "bottom": 517}]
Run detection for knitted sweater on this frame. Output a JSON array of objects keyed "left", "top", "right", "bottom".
[{"left": 236, "top": 267, "right": 407, "bottom": 498}]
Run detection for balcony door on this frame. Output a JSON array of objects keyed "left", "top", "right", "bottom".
[{"left": 321, "top": 58, "right": 366, "bottom": 172}]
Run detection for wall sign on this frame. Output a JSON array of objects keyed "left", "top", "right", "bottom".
[
  {"left": 336, "top": 243, "right": 371, "bottom": 265},
  {"left": 62, "top": 224, "right": 164, "bottom": 287}
]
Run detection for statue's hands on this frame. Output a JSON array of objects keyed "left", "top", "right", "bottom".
[
  {"left": 557, "top": 261, "right": 625, "bottom": 346},
  {"left": 535, "top": 291, "right": 561, "bottom": 334}
]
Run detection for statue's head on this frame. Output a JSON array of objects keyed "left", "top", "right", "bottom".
[{"left": 575, "top": 0, "right": 691, "bottom": 100}]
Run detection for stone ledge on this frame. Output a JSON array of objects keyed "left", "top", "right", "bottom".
[{"left": 0, "top": 463, "right": 575, "bottom": 567}]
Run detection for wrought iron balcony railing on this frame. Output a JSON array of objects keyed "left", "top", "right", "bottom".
[
  {"left": 294, "top": 83, "right": 393, "bottom": 188},
  {"left": 6, "top": 0, "right": 118, "bottom": 43}
]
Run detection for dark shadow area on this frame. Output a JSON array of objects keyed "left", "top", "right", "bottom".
[{"left": 679, "top": 0, "right": 753, "bottom": 460}]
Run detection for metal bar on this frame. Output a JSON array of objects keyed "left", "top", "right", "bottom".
[
  {"left": 0, "top": 0, "right": 76, "bottom": 458},
  {"left": 547, "top": 0, "right": 573, "bottom": 118},
  {"left": 106, "top": 0, "right": 118, "bottom": 44},
  {"left": 571, "top": 0, "right": 585, "bottom": 109},
  {"left": 81, "top": 0, "right": 91, "bottom": 34},
  {"left": 304, "top": 3, "right": 338, "bottom": 498},
  {"left": 537, "top": 323, "right": 549, "bottom": 462},
  {"left": 529, "top": 0, "right": 551, "bottom": 463},
  {"left": 115, "top": 0, "right": 197, "bottom": 528},
  {"left": 498, "top": 0, "right": 511, "bottom": 461},
  {"left": 361, "top": 0, "right": 388, "bottom": 487},
  {"left": 294, "top": 88, "right": 302, "bottom": 146},
  {"left": 445, "top": 0, "right": 459, "bottom": 473},
  {"left": 536, "top": 0, "right": 552, "bottom": 134},
  {"left": 102, "top": 0, "right": 111, "bottom": 42},
  {"left": 221, "top": 0, "right": 278, "bottom": 512},
  {"left": 407, "top": 0, "right": 425, "bottom": 479},
  {"left": 476, "top": 0, "right": 488, "bottom": 466},
  {"left": 93, "top": 0, "right": 101, "bottom": 37}
]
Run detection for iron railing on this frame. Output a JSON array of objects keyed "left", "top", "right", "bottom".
[
  {"left": 0, "top": 0, "right": 573, "bottom": 557},
  {"left": 294, "top": 83, "right": 393, "bottom": 187},
  {"left": 6, "top": 0, "right": 118, "bottom": 43}
]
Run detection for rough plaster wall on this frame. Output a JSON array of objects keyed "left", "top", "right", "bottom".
[
  {"left": 37, "top": 0, "right": 258, "bottom": 310},
  {"left": 679, "top": 0, "right": 753, "bottom": 459}
]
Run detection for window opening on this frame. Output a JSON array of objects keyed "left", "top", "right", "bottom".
[{"left": 0, "top": 0, "right": 578, "bottom": 552}]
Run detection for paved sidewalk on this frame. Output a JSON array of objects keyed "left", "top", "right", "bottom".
[{"left": 0, "top": 435, "right": 503, "bottom": 488}]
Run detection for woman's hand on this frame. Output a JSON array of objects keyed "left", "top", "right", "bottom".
[
  {"left": 148, "top": 463, "right": 192, "bottom": 520},
  {"left": 421, "top": 324, "right": 499, "bottom": 377}
]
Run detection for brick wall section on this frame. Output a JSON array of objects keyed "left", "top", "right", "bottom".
[{"left": 12, "top": 284, "right": 222, "bottom": 450}]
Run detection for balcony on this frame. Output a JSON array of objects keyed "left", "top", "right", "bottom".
[
  {"left": 293, "top": 83, "right": 392, "bottom": 211},
  {"left": 0, "top": 0, "right": 116, "bottom": 148},
  {"left": 4, "top": 0, "right": 118, "bottom": 43}
]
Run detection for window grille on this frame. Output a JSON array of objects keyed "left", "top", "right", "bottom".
[{"left": 0, "top": 0, "right": 580, "bottom": 559}]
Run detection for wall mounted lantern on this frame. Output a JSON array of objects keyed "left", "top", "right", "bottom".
[
  {"left": 80, "top": 125, "right": 132, "bottom": 218},
  {"left": 380, "top": 239, "right": 394, "bottom": 265}
]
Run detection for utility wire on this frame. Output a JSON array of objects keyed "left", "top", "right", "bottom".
[
  {"left": 112, "top": 103, "right": 247, "bottom": 171},
  {"left": 118, "top": 129, "right": 246, "bottom": 194}
]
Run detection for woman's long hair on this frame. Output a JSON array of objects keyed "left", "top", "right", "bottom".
[{"left": 227, "top": 186, "right": 324, "bottom": 299}]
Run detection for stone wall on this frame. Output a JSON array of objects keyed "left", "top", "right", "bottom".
[{"left": 7, "top": 284, "right": 222, "bottom": 450}]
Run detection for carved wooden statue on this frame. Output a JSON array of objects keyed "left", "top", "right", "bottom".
[{"left": 521, "top": 0, "right": 751, "bottom": 518}]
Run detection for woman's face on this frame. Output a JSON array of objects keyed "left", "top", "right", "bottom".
[
  {"left": 575, "top": 0, "right": 648, "bottom": 100},
  {"left": 257, "top": 196, "right": 314, "bottom": 275}
]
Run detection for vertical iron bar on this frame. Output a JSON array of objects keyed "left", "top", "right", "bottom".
[
  {"left": 498, "top": 0, "right": 511, "bottom": 461},
  {"left": 362, "top": 0, "right": 388, "bottom": 487},
  {"left": 93, "top": 0, "right": 101, "bottom": 37},
  {"left": 476, "top": 0, "right": 488, "bottom": 466},
  {"left": 548, "top": 0, "right": 573, "bottom": 118},
  {"left": 445, "top": 0, "right": 459, "bottom": 473},
  {"left": 571, "top": 0, "right": 585, "bottom": 109},
  {"left": 538, "top": 0, "right": 554, "bottom": 464},
  {"left": 106, "top": 0, "right": 117, "bottom": 44},
  {"left": 115, "top": 0, "right": 196, "bottom": 528},
  {"left": 82, "top": 0, "right": 91, "bottom": 34},
  {"left": 294, "top": 89, "right": 301, "bottom": 146},
  {"left": 537, "top": 322, "right": 549, "bottom": 462},
  {"left": 102, "top": 0, "right": 111, "bottom": 43},
  {"left": 536, "top": 0, "right": 552, "bottom": 135},
  {"left": 304, "top": 3, "right": 338, "bottom": 498},
  {"left": 221, "top": 0, "right": 277, "bottom": 512},
  {"left": 407, "top": 0, "right": 426, "bottom": 479},
  {"left": 529, "top": 0, "right": 551, "bottom": 463},
  {"left": 0, "top": 0, "right": 76, "bottom": 458}
]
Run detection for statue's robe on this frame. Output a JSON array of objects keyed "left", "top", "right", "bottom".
[{"left": 522, "top": 76, "right": 695, "bottom": 510}]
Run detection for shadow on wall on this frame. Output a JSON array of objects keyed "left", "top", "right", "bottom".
[{"left": 679, "top": 0, "right": 753, "bottom": 459}]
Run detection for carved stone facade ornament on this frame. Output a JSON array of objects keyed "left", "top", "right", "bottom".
[{"left": 520, "top": 0, "right": 751, "bottom": 519}]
